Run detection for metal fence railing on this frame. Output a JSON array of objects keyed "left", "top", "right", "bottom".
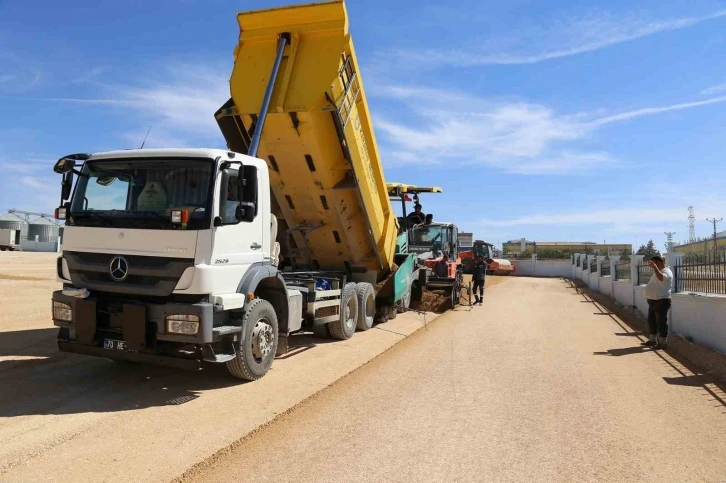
[
  {"left": 614, "top": 260, "right": 631, "bottom": 281},
  {"left": 674, "top": 252, "right": 726, "bottom": 295},
  {"left": 637, "top": 261, "right": 655, "bottom": 285},
  {"left": 600, "top": 259, "right": 611, "bottom": 276},
  {"left": 590, "top": 258, "right": 597, "bottom": 272}
]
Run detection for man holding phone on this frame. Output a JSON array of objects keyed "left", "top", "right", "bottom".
[{"left": 641, "top": 255, "right": 673, "bottom": 349}]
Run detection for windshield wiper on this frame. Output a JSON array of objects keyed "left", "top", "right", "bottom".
[
  {"left": 119, "top": 210, "right": 174, "bottom": 227},
  {"left": 72, "top": 211, "right": 112, "bottom": 226}
]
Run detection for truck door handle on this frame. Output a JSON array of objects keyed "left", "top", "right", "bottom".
[{"left": 251, "top": 242, "right": 262, "bottom": 250}]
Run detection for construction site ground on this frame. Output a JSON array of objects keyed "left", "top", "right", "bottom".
[{"left": 2, "top": 252, "right": 725, "bottom": 483}]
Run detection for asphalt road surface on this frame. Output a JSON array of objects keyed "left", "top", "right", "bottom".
[{"left": 185, "top": 277, "right": 726, "bottom": 483}]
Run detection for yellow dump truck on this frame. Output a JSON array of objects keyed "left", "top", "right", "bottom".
[
  {"left": 215, "top": 2, "right": 426, "bottom": 339},
  {"left": 48, "top": 0, "right": 431, "bottom": 381}
]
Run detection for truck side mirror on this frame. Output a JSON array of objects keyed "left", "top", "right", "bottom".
[
  {"left": 54, "top": 157, "right": 76, "bottom": 174},
  {"left": 235, "top": 202, "right": 256, "bottom": 223},
  {"left": 96, "top": 176, "right": 116, "bottom": 186}
]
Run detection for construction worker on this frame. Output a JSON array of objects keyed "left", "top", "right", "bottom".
[
  {"left": 407, "top": 203, "right": 425, "bottom": 226},
  {"left": 434, "top": 254, "right": 449, "bottom": 277},
  {"left": 425, "top": 214, "right": 433, "bottom": 225},
  {"left": 472, "top": 255, "right": 487, "bottom": 305}
]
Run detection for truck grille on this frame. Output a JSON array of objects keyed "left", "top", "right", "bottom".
[{"left": 64, "top": 251, "right": 194, "bottom": 297}]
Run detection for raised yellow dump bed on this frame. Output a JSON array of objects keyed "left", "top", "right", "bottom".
[{"left": 215, "top": 0, "right": 397, "bottom": 279}]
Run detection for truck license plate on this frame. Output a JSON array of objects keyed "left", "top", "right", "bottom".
[{"left": 104, "top": 339, "right": 126, "bottom": 351}]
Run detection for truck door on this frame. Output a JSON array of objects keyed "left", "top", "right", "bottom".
[
  {"left": 212, "top": 166, "right": 265, "bottom": 281},
  {"left": 451, "top": 226, "right": 459, "bottom": 259}
]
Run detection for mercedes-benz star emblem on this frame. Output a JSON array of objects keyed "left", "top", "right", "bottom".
[{"left": 109, "top": 256, "right": 129, "bottom": 282}]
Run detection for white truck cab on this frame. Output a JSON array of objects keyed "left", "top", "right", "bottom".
[{"left": 52, "top": 148, "right": 295, "bottom": 380}]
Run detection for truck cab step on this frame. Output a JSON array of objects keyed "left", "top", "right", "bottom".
[{"left": 213, "top": 325, "right": 243, "bottom": 337}]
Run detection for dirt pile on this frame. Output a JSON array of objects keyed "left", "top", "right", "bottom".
[{"left": 411, "top": 290, "right": 454, "bottom": 313}]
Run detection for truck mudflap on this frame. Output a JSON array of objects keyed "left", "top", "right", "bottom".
[{"left": 57, "top": 340, "right": 202, "bottom": 371}]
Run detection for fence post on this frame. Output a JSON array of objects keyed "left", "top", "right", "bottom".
[
  {"left": 665, "top": 252, "right": 684, "bottom": 293},
  {"left": 631, "top": 255, "right": 645, "bottom": 286},
  {"left": 532, "top": 253, "right": 537, "bottom": 276},
  {"left": 610, "top": 255, "right": 620, "bottom": 280}
]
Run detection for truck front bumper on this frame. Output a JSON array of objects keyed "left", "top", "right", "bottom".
[
  {"left": 51, "top": 290, "right": 225, "bottom": 350},
  {"left": 57, "top": 340, "right": 202, "bottom": 371}
]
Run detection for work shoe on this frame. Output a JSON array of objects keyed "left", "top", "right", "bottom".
[
  {"left": 641, "top": 334, "right": 657, "bottom": 347},
  {"left": 655, "top": 336, "right": 668, "bottom": 350},
  {"left": 474, "top": 296, "right": 480, "bottom": 304}
]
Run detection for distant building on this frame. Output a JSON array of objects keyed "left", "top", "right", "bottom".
[
  {"left": 503, "top": 239, "right": 632, "bottom": 256},
  {"left": 674, "top": 231, "right": 726, "bottom": 254}
]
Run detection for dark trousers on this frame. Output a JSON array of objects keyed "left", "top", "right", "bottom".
[
  {"left": 647, "top": 299, "right": 671, "bottom": 336},
  {"left": 473, "top": 279, "right": 485, "bottom": 299}
]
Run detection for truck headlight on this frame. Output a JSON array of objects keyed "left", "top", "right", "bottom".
[
  {"left": 166, "top": 314, "right": 200, "bottom": 335},
  {"left": 53, "top": 301, "right": 72, "bottom": 321}
]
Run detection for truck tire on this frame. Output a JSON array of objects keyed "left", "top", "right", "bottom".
[
  {"left": 227, "top": 298, "right": 279, "bottom": 381},
  {"left": 355, "top": 282, "right": 375, "bottom": 331},
  {"left": 388, "top": 306, "right": 398, "bottom": 319},
  {"left": 375, "top": 306, "right": 390, "bottom": 324},
  {"left": 329, "top": 283, "right": 358, "bottom": 340},
  {"left": 313, "top": 323, "right": 330, "bottom": 338}
]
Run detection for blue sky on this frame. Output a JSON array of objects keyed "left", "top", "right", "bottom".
[{"left": 2, "top": 0, "right": 726, "bottom": 251}]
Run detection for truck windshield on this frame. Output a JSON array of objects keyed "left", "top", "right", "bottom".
[
  {"left": 474, "top": 244, "right": 490, "bottom": 259},
  {"left": 410, "top": 225, "right": 445, "bottom": 246},
  {"left": 69, "top": 158, "right": 214, "bottom": 230}
]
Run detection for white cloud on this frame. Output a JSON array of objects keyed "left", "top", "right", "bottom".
[
  {"left": 478, "top": 207, "right": 683, "bottom": 227},
  {"left": 115, "top": 64, "right": 229, "bottom": 141},
  {"left": 587, "top": 95, "right": 726, "bottom": 127},
  {"left": 701, "top": 83, "right": 726, "bottom": 95},
  {"left": 20, "top": 176, "right": 45, "bottom": 189},
  {"left": 383, "top": 9, "right": 726, "bottom": 67},
  {"left": 15, "top": 62, "right": 230, "bottom": 147},
  {"left": 0, "top": 53, "right": 42, "bottom": 92},
  {"left": 374, "top": 86, "right": 726, "bottom": 174}
]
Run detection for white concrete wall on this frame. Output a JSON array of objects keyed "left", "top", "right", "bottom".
[
  {"left": 599, "top": 276, "right": 613, "bottom": 297},
  {"left": 588, "top": 271, "right": 599, "bottom": 291},
  {"left": 612, "top": 281, "right": 634, "bottom": 307},
  {"left": 670, "top": 293, "right": 726, "bottom": 353},
  {"left": 633, "top": 286, "right": 648, "bottom": 317},
  {"left": 511, "top": 260, "right": 533, "bottom": 276},
  {"left": 532, "top": 260, "right": 572, "bottom": 277}
]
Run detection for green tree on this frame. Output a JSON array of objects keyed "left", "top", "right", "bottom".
[{"left": 635, "top": 239, "right": 661, "bottom": 259}]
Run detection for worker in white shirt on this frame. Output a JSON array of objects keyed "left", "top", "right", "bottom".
[{"left": 641, "top": 255, "right": 673, "bottom": 349}]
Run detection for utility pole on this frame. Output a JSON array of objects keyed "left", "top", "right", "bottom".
[
  {"left": 664, "top": 232, "right": 676, "bottom": 253},
  {"left": 706, "top": 217, "right": 722, "bottom": 256}
]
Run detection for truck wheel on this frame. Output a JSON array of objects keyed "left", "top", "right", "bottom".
[
  {"left": 313, "top": 323, "right": 330, "bottom": 338},
  {"left": 355, "top": 282, "right": 375, "bottom": 331},
  {"left": 389, "top": 306, "right": 398, "bottom": 320},
  {"left": 227, "top": 298, "right": 278, "bottom": 381},
  {"left": 374, "top": 306, "right": 390, "bottom": 324},
  {"left": 329, "top": 283, "right": 358, "bottom": 340}
]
